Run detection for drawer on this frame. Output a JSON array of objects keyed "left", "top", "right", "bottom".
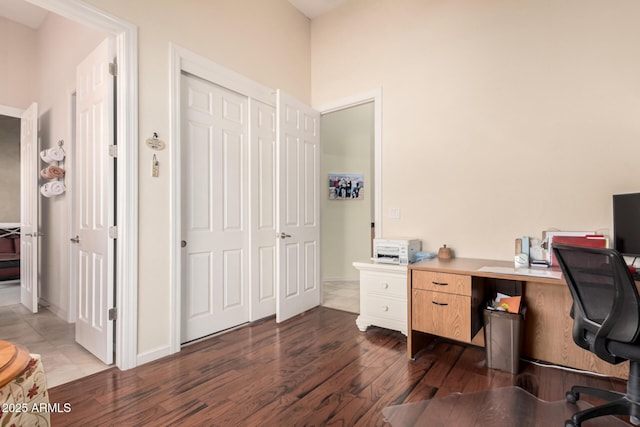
[
  {"left": 363, "top": 294, "right": 406, "bottom": 322},
  {"left": 412, "top": 289, "right": 472, "bottom": 342},
  {"left": 412, "top": 270, "right": 471, "bottom": 296},
  {"left": 360, "top": 271, "right": 406, "bottom": 298}
]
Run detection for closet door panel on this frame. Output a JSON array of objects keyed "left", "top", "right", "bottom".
[
  {"left": 181, "top": 74, "right": 249, "bottom": 342},
  {"left": 250, "top": 100, "right": 277, "bottom": 320}
]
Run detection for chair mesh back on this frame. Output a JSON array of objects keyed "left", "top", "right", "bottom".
[{"left": 555, "top": 245, "right": 640, "bottom": 343}]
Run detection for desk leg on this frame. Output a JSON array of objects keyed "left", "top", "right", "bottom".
[{"left": 408, "top": 330, "right": 433, "bottom": 360}]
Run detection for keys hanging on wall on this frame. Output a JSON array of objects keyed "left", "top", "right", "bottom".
[{"left": 152, "top": 154, "right": 159, "bottom": 177}]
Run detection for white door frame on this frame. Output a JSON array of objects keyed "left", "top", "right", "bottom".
[
  {"left": 315, "top": 90, "right": 383, "bottom": 239},
  {"left": 169, "top": 44, "right": 274, "bottom": 353},
  {"left": 0, "top": 106, "right": 24, "bottom": 118},
  {"left": 26, "top": 0, "right": 139, "bottom": 370}
]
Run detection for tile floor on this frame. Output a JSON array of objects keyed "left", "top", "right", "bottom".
[
  {"left": 0, "top": 303, "right": 111, "bottom": 388},
  {"left": 0, "top": 280, "right": 20, "bottom": 305},
  {"left": 321, "top": 280, "right": 360, "bottom": 314},
  {"left": 1, "top": 280, "right": 359, "bottom": 389}
]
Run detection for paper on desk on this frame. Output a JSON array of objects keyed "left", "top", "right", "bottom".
[{"left": 477, "top": 266, "right": 563, "bottom": 280}]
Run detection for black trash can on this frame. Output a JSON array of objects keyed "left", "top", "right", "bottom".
[{"left": 483, "top": 307, "right": 526, "bottom": 374}]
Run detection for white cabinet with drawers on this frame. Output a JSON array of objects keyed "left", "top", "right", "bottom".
[{"left": 353, "top": 261, "right": 408, "bottom": 335}]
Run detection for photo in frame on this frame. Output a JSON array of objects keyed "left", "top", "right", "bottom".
[{"left": 328, "top": 173, "right": 364, "bottom": 200}]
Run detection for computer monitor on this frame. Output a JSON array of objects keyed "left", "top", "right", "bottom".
[{"left": 613, "top": 192, "right": 640, "bottom": 258}]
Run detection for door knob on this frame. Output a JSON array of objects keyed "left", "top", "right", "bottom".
[
  {"left": 70, "top": 235, "right": 80, "bottom": 244},
  {"left": 278, "top": 232, "right": 292, "bottom": 239}
]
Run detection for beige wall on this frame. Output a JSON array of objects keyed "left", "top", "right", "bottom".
[
  {"left": 321, "top": 103, "right": 374, "bottom": 281},
  {"left": 0, "top": 16, "right": 37, "bottom": 110},
  {"left": 311, "top": 0, "right": 640, "bottom": 260},
  {"left": 81, "top": 0, "right": 311, "bottom": 357}
]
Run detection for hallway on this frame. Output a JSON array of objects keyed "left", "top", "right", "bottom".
[{"left": 0, "top": 303, "right": 110, "bottom": 387}]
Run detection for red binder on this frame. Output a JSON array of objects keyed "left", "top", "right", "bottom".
[{"left": 549, "top": 235, "right": 607, "bottom": 266}]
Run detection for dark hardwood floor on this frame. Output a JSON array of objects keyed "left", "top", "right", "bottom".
[{"left": 48, "top": 307, "right": 627, "bottom": 426}]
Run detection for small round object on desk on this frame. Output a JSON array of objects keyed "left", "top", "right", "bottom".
[{"left": 438, "top": 245, "right": 452, "bottom": 260}]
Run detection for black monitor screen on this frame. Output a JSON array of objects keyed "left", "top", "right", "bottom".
[{"left": 613, "top": 192, "right": 640, "bottom": 257}]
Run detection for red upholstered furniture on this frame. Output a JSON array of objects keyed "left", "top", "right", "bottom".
[{"left": 0, "top": 236, "right": 20, "bottom": 281}]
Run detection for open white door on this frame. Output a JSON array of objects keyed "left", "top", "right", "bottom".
[
  {"left": 20, "top": 102, "right": 39, "bottom": 313},
  {"left": 275, "top": 91, "right": 321, "bottom": 322},
  {"left": 74, "top": 38, "right": 115, "bottom": 364}
]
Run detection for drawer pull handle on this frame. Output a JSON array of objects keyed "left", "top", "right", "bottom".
[
  {"left": 382, "top": 305, "right": 389, "bottom": 312},
  {"left": 432, "top": 281, "right": 448, "bottom": 286},
  {"left": 432, "top": 301, "right": 448, "bottom": 306},
  {"left": 382, "top": 283, "right": 389, "bottom": 289}
]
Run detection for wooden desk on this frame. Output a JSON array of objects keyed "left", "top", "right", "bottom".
[{"left": 407, "top": 257, "right": 630, "bottom": 379}]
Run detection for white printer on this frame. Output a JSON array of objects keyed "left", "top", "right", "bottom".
[{"left": 372, "top": 238, "right": 421, "bottom": 265}]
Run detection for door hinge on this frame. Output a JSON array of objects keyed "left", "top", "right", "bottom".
[
  {"left": 109, "top": 145, "right": 118, "bottom": 157},
  {"left": 109, "top": 62, "right": 117, "bottom": 76},
  {"left": 108, "top": 307, "right": 117, "bottom": 321},
  {"left": 109, "top": 226, "right": 118, "bottom": 239}
]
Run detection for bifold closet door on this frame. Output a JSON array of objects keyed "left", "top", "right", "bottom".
[
  {"left": 181, "top": 73, "right": 249, "bottom": 342},
  {"left": 249, "top": 99, "right": 277, "bottom": 321}
]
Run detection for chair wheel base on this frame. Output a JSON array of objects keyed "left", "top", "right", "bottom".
[
  {"left": 566, "top": 390, "right": 579, "bottom": 404},
  {"left": 565, "top": 420, "right": 577, "bottom": 427}
]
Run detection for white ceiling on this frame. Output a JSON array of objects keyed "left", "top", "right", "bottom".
[
  {"left": 0, "top": 0, "right": 47, "bottom": 29},
  {"left": 288, "top": 0, "right": 349, "bottom": 19}
]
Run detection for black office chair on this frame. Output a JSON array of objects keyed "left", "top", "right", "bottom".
[{"left": 553, "top": 243, "right": 640, "bottom": 427}]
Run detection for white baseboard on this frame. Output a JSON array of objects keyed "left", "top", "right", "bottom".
[
  {"left": 39, "top": 299, "right": 69, "bottom": 322},
  {"left": 136, "top": 345, "right": 171, "bottom": 366}
]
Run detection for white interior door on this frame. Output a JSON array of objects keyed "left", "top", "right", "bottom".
[
  {"left": 20, "top": 102, "right": 38, "bottom": 313},
  {"left": 249, "top": 99, "right": 277, "bottom": 320},
  {"left": 181, "top": 73, "right": 249, "bottom": 342},
  {"left": 276, "top": 91, "right": 321, "bottom": 322},
  {"left": 75, "top": 38, "right": 114, "bottom": 364}
]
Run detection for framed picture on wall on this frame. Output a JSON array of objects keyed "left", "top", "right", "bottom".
[{"left": 328, "top": 173, "right": 364, "bottom": 200}]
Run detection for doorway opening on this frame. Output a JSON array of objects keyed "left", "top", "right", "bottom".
[
  {"left": 0, "top": 114, "right": 21, "bottom": 304},
  {"left": 317, "top": 90, "right": 382, "bottom": 315},
  {"left": 0, "top": 0, "right": 138, "bottom": 379},
  {"left": 0, "top": 103, "right": 110, "bottom": 388}
]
